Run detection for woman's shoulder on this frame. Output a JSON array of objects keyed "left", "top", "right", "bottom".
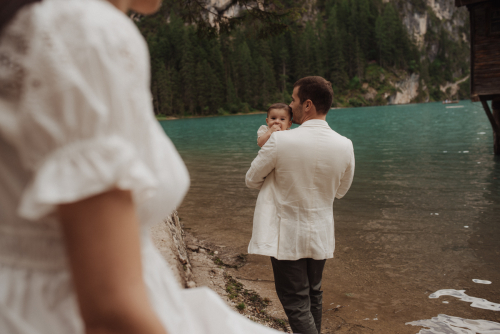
[
  {"left": 1, "top": 0, "right": 150, "bottom": 98},
  {"left": 14, "top": 0, "right": 145, "bottom": 54}
]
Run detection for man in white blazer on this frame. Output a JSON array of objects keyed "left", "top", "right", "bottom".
[{"left": 245, "top": 76, "right": 355, "bottom": 334}]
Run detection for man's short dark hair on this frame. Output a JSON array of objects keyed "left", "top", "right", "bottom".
[
  {"left": 267, "top": 103, "right": 293, "bottom": 119},
  {"left": 293, "top": 76, "right": 334, "bottom": 115}
]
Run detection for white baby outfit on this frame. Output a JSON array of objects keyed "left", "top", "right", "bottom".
[
  {"left": 257, "top": 125, "right": 270, "bottom": 140},
  {"left": 0, "top": 1, "right": 278, "bottom": 333}
]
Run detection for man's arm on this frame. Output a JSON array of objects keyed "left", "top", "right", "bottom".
[
  {"left": 246, "top": 133, "right": 278, "bottom": 189},
  {"left": 335, "top": 141, "right": 355, "bottom": 199}
]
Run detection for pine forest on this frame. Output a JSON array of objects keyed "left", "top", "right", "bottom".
[{"left": 136, "top": 0, "right": 471, "bottom": 117}]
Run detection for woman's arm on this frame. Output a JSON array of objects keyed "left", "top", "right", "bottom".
[{"left": 58, "top": 189, "right": 167, "bottom": 334}]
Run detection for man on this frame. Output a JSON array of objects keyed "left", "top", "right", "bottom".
[{"left": 245, "top": 76, "right": 355, "bottom": 334}]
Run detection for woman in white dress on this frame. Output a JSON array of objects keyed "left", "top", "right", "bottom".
[{"left": 0, "top": 0, "right": 280, "bottom": 333}]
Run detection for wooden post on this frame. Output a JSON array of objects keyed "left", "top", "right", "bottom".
[
  {"left": 493, "top": 99, "right": 500, "bottom": 155},
  {"left": 480, "top": 96, "right": 500, "bottom": 155}
]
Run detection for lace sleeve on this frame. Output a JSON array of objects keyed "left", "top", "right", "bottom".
[{"left": 0, "top": 0, "right": 166, "bottom": 220}]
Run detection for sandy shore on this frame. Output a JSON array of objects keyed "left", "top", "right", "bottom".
[{"left": 183, "top": 231, "right": 292, "bottom": 332}]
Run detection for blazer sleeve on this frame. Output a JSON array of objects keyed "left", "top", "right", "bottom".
[
  {"left": 245, "top": 133, "right": 278, "bottom": 190},
  {"left": 335, "top": 140, "right": 355, "bottom": 199}
]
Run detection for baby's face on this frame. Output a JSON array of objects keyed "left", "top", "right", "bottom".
[{"left": 266, "top": 108, "right": 292, "bottom": 131}]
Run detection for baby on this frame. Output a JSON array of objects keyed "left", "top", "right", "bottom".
[{"left": 257, "top": 103, "right": 293, "bottom": 147}]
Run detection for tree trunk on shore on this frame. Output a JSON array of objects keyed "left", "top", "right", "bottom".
[{"left": 150, "top": 211, "right": 195, "bottom": 288}]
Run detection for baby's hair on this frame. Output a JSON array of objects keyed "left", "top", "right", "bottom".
[{"left": 267, "top": 103, "right": 293, "bottom": 120}]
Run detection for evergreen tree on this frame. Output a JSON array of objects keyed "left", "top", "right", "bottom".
[
  {"left": 326, "top": 6, "right": 348, "bottom": 92},
  {"left": 180, "top": 28, "right": 197, "bottom": 114}
]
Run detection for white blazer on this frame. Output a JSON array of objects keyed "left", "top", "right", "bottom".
[{"left": 245, "top": 119, "right": 354, "bottom": 260}]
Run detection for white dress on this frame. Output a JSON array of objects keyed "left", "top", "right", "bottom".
[{"left": 0, "top": 1, "right": 278, "bottom": 333}]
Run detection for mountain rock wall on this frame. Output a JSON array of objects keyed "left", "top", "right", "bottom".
[
  {"left": 396, "top": 0, "right": 468, "bottom": 60},
  {"left": 389, "top": 73, "right": 421, "bottom": 104}
]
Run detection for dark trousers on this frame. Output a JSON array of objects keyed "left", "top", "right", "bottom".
[{"left": 271, "top": 257, "right": 327, "bottom": 334}]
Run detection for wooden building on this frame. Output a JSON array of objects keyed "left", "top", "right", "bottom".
[{"left": 455, "top": 0, "right": 500, "bottom": 154}]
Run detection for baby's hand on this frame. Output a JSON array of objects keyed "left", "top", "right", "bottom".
[{"left": 270, "top": 124, "right": 282, "bottom": 133}]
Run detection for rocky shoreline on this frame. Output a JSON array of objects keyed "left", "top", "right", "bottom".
[{"left": 150, "top": 212, "right": 290, "bottom": 332}]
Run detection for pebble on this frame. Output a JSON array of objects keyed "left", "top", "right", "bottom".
[{"left": 187, "top": 245, "right": 199, "bottom": 252}]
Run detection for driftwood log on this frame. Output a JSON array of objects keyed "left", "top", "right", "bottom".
[{"left": 150, "top": 211, "right": 196, "bottom": 288}]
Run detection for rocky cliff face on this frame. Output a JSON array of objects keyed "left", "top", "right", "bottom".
[
  {"left": 389, "top": 73, "right": 423, "bottom": 104},
  {"left": 390, "top": 0, "right": 470, "bottom": 103},
  {"left": 397, "top": 0, "right": 468, "bottom": 61}
]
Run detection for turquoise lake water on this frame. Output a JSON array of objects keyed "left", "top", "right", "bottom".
[
  {"left": 160, "top": 101, "right": 499, "bottom": 244},
  {"left": 160, "top": 101, "right": 500, "bottom": 332}
]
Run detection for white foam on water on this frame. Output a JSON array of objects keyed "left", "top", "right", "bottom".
[
  {"left": 407, "top": 314, "right": 500, "bottom": 334},
  {"left": 429, "top": 290, "right": 500, "bottom": 311},
  {"left": 473, "top": 279, "right": 492, "bottom": 285},
  {"left": 463, "top": 151, "right": 469, "bottom": 153},
  {"left": 446, "top": 106, "right": 464, "bottom": 109},
  {"left": 443, "top": 301, "right": 449, "bottom": 304},
  {"left": 464, "top": 226, "right": 469, "bottom": 228},
  {"left": 478, "top": 132, "right": 486, "bottom": 135}
]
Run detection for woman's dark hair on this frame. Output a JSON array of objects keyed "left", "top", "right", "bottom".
[
  {"left": 0, "top": 0, "right": 42, "bottom": 34},
  {"left": 293, "top": 76, "right": 333, "bottom": 115},
  {"left": 267, "top": 103, "right": 292, "bottom": 119}
]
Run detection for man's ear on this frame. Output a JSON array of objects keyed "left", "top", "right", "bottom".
[{"left": 305, "top": 100, "right": 312, "bottom": 112}]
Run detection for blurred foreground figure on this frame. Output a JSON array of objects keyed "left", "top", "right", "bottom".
[{"left": 0, "top": 1, "right": 280, "bottom": 333}]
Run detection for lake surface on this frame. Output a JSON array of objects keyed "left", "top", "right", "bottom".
[{"left": 160, "top": 102, "right": 500, "bottom": 333}]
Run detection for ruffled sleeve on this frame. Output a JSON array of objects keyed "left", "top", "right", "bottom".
[
  {"left": 257, "top": 125, "right": 269, "bottom": 138},
  {"left": 0, "top": 1, "right": 189, "bottom": 221},
  {"left": 18, "top": 136, "right": 158, "bottom": 220}
]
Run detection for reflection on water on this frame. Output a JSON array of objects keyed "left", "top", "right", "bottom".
[
  {"left": 407, "top": 314, "right": 500, "bottom": 334},
  {"left": 429, "top": 289, "right": 500, "bottom": 311}
]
